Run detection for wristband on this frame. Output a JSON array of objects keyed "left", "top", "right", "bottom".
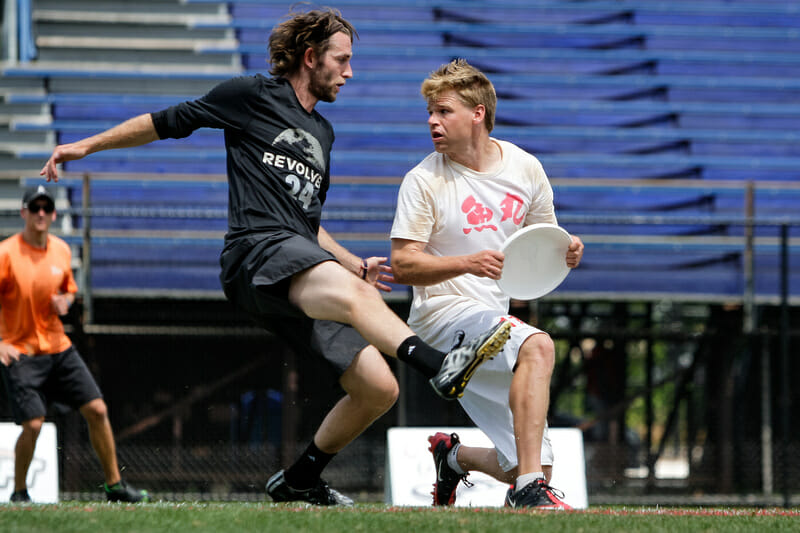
[{"left": 360, "top": 259, "right": 368, "bottom": 280}]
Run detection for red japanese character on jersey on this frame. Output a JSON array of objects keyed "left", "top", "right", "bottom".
[
  {"left": 462, "top": 195, "right": 498, "bottom": 234},
  {"left": 500, "top": 193, "right": 525, "bottom": 225}
]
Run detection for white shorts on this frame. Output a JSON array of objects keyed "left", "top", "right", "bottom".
[{"left": 420, "top": 305, "right": 554, "bottom": 472}]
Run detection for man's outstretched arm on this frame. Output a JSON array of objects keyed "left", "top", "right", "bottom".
[{"left": 41, "top": 113, "right": 160, "bottom": 182}]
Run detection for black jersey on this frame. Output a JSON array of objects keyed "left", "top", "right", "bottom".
[{"left": 151, "top": 75, "right": 333, "bottom": 243}]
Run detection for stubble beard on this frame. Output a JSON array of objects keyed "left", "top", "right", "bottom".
[{"left": 309, "top": 68, "right": 338, "bottom": 103}]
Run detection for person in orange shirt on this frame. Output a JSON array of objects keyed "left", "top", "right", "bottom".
[{"left": 0, "top": 186, "right": 148, "bottom": 503}]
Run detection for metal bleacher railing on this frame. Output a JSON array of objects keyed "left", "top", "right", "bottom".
[{"left": 17, "top": 174, "right": 800, "bottom": 320}]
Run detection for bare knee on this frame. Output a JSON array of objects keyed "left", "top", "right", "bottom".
[
  {"left": 361, "top": 371, "right": 399, "bottom": 416},
  {"left": 341, "top": 348, "right": 399, "bottom": 416},
  {"left": 21, "top": 417, "right": 44, "bottom": 438},
  {"left": 517, "top": 333, "right": 555, "bottom": 371},
  {"left": 80, "top": 398, "right": 109, "bottom": 426},
  {"left": 382, "top": 375, "right": 400, "bottom": 408}
]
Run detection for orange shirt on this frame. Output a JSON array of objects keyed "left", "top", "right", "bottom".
[{"left": 0, "top": 233, "right": 77, "bottom": 355}]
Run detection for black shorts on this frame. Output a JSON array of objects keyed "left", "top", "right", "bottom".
[
  {"left": 0, "top": 346, "right": 103, "bottom": 424},
  {"left": 219, "top": 232, "right": 369, "bottom": 378}
]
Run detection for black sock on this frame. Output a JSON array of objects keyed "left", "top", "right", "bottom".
[
  {"left": 284, "top": 441, "right": 336, "bottom": 490},
  {"left": 397, "top": 335, "right": 446, "bottom": 379}
]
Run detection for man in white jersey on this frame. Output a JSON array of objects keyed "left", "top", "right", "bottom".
[{"left": 390, "top": 59, "right": 584, "bottom": 509}]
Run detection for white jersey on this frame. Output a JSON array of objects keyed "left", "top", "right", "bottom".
[
  {"left": 391, "top": 138, "right": 557, "bottom": 339},
  {"left": 392, "top": 138, "right": 560, "bottom": 471}
]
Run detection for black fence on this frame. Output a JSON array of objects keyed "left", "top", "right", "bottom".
[{"left": 10, "top": 296, "right": 793, "bottom": 506}]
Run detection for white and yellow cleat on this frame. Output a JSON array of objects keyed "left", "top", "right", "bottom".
[{"left": 429, "top": 321, "right": 512, "bottom": 400}]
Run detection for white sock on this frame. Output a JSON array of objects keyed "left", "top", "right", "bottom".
[
  {"left": 515, "top": 472, "right": 545, "bottom": 492},
  {"left": 446, "top": 443, "right": 466, "bottom": 474}
]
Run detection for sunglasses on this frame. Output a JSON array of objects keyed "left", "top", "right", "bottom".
[{"left": 27, "top": 203, "right": 55, "bottom": 214}]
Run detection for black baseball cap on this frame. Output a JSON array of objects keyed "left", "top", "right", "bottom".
[{"left": 22, "top": 185, "right": 55, "bottom": 210}]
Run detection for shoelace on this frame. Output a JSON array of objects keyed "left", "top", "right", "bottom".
[
  {"left": 541, "top": 482, "right": 566, "bottom": 500},
  {"left": 316, "top": 479, "right": 351, "bottom": 504},
  {"left": 447, "top": 434, "right": 474, "bottom": 489},
  {"left": 523, "top": 480, "right": 565, "bottom": 501},
  {"left": 457, "top": 472, "right": 474, "bottom": 489}
]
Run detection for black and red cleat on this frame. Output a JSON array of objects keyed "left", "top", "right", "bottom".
[
  {"left": 427, "top": 432, "right": 472, "bottom": 506},
  {"left": 504, "top": 478, "right": 572, "bottom": 510}
]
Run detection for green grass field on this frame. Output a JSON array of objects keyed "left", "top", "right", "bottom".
[{"left": 1, "top": 502, "right": 798, "bottom": 533}]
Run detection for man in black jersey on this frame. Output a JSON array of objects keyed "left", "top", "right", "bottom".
[{"left": 40, "top": 7, "right": 511, "bottom": 506}]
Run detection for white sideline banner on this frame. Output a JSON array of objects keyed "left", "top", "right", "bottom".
[
  {"left": 385, "top": 427, "right": 587, "bottom": 509},
  {"left": 0, "top": 422, "right": 59, "bottom": 503}
]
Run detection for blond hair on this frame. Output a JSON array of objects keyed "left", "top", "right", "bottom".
[{"left": 421, "top": 59, "right": 497, "bottom": 132}]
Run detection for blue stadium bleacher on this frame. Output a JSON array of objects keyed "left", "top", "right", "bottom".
[
  {"left": 5, "top": 0, "right": 800, "bottom": 301},
  {"left": 27, "top": 173, "right": 799, "bottom": 301}
]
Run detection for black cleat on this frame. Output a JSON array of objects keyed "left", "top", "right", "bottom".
[
  {"left": 504, "top": 478, "right": 572, "bottom": 510},
  {"left": 428, "top": 432, "right": 472, "bottom": 506},
  {"left": 105, "top": 479, "right": 149, "bottom": 503},
  {"left": 429, "top": 321, "right": 512, "bottom": 399},
  {"left": 10, "top": 489, "right": 31, "bottom": 503},
  {"left": 266, "top": 470, "right": 353, "bottom": 506}
]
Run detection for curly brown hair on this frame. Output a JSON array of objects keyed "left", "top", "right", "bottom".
[{"left": 268, "top": 6, "right": 358, "bottom": 77}]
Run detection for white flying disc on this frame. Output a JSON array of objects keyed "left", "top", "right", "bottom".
[{"left": 497, "top": 223, "right": 572, "bottom": 300}]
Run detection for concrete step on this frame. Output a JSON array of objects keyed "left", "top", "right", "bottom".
[
  {"left": 35, "top": 20, "right": 233, "bottom": 40},
  {"left": 0, "top": 71, "right": 47, "bottom": 97},
  {"left": 34, "top": 0, "right": 230, "bottom": 25},
  {"left": 0, "top": 127, "right": 52, "bottom": 147},
  {"left": 35, "top": 44, "right": 240, "bottom": 69}
]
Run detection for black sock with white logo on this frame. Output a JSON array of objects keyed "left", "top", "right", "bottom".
[
  {"left": 284, "top": 441, "right": 335, "bottom": 490},
  {"left": 397, "top": 335, "right": 446, "bottom": 379}
]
